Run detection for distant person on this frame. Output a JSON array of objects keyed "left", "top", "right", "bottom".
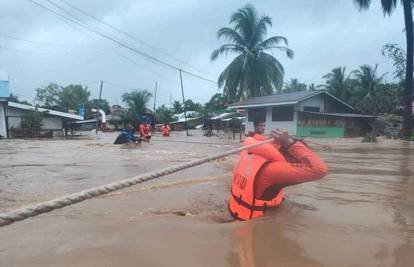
[
  {"left": 204, "top": 128, "right": 214, "bottom": 137},
  {"left": 113, "top": 124, "right": 140, "bottom": 144},
  {"left": 139, "top": 121, "right": 151, "bottom": 142},
  {"left": 161, "top": 123, "right": 171, "bottom": 137},
  {"left": 229, "top": 122, "right": 328, "bottom": 221},
  {"left": 246, "top": 120, "right": 266, "bottom": 139},
  {"left": 146, "top": 122, "right": 152, "bottom": 136}
]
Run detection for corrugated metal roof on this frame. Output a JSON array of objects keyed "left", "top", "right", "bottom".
[
  {"left": 8, "top": 102, "right": 83, "bottom": 120},
  {"left": 229, "top": 90, "right": 355, "bottom": 110},
  {"left": 229, "top": 90, "right": 319, "bottom": 108}
]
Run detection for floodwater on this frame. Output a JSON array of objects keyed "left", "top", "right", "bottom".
[{"left": 0, "top": 131, "right": 413, "bottom": 267}]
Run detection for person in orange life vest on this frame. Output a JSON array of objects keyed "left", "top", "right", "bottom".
[
  {"left": 139, "top": 122, "right": 151, "bottom": 142},
  {"left": 161, "top": 123, "right": 171, "bottom": 136},
  {"left": 229, "top": 127, "right": 328, "bottom": 221}
]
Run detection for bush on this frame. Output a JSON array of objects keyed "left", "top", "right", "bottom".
[
  {"left": 362, "top": 132, "right": 378, "bottom": 143},
  {"left": 10, "top": 108, "right": 45, "bottom": 137},
  {"left": 21, "top": 109, "right": 44, "bottom": 136}
]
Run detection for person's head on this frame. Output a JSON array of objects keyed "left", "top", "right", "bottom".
[
  {"left": 254, "top": 121, "right": 266, "bottom": 134},
  {"left": 126, "top": 123, "right": 132, "bottom": 129}
]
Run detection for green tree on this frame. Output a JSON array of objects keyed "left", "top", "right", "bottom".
[
  {"left": 205, "top": 93, "right": 227, "bottom": 113},
  {"left": 59, "top": 84, "right": 91, "bottom": 112},
  {"left": 89, "top": 98, "right": 110, "bottom": 112},
  {"left": 9, "top": 93, "right": 32, "bottom": 105},
  {"left": 382, "top": 43, "right": 406, "bottom": 80},
  {"left": 354, "top": 0, "right": 413, "bottom": 138},
  {"left": 211, "top": 4, "right": 293, "bottom": 103},
  {"left": 308, "top": 83, "right": 323, "bottom": 91},
  {"left": 35, "top": 83, "right": 61, "bottom": 109},
  {"left": 21, "top": 108, "right": 45, "bottom": 136},
  {"left": 184, "top": 99, "right": 203, "bottom": 112},
  {"left": 172, "top": 101, "right": 183, "bottom": 114},
  {"left": 283, "top": 78, "right": 308, "bottom": 92},
  {"left": 352, "top": 64, "right": 386, "bottom": 101},
  {"left": 355, "top": 83, "right": 403, "bottom": 115},
  {"left": 322, "top": 67, "right": 353, "bottom": 102},
  {"left": 155, "top": 105, "right": 175, "bottom": 124},
  {"left": 122, "top": 90, "right": 152, "bottom": 125}
]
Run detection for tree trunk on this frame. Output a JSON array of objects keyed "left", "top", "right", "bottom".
[{"left": 402, "top": 0, "right": 413, "bottom": 139}]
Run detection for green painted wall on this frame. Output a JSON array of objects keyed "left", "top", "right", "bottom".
[{"left": 297, "top": 126, "right": 344, "bottom": 138}]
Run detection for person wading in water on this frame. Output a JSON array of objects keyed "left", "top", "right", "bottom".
[{"left": 229, "top": 121, "right": 328, "bottom": 221}]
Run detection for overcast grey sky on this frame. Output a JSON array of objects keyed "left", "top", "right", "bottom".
[{"left": 0, "top": 0, "right": 406, "bottom": 107}]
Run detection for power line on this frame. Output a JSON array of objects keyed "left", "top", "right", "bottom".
[
  {"left": 0, "top": 33, "right": 98, "bottom": 48},
  {"left": 0, "top": 45, "right": 104, "bottom": 55},
  {"left": 57, "top": 0, "right": 214, "bottom": 76},
  {"left": 27, "top": 0, "right": 217, "bottom": 84},
  {"left": 28, "top": 0, "right": 166, "bottom": 69}
]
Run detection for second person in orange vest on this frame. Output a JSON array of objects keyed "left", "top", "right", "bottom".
[
  {"left": 139, "top": 121, "right": 151, "bottom": 142},
  {"left": 161, "top": 123, "right": 171, "bottom": 137}
]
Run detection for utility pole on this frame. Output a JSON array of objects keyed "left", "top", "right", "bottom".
[
  {"left": 179, "top": 69, "right": 189, "bottom": 136},
  {"left": 95, "top": 80, "right": 103, "bottom": 134},
  {"left": 153, "top": 81, "right": 157, "bottom": 112},
  {"left": 169, "top": 94, "right": 172, "bottom": 109}
]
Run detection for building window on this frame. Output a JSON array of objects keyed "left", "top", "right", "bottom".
[
  {"left": 272, "top": 106, "right": 294, "bottom": 121},
  {"left": 248, "top": 108, "right": 266, "bottom": 122},
  {"left": 303, "top": 106, "right": 320, "bottom": 112}
]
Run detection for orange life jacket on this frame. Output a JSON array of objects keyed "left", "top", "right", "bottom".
[
  {"left": 228, "top": 151, "right": 285, "bottom": 221},
  {"left": 161, "top": 125, "right": 170, "bottom": 136},
  {"left": 139, "top": 124, "right": 148, "bottom": 136}
]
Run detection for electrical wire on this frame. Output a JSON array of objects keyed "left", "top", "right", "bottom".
[
  {"left": 57, "top": 0, "right": 214, "bottom": 76},
  {"left": 0, "top": 33, "right": 98, "bottom": 48},
  {"left": 27, "top": 0, "right": 217, "bottom": 84},
  {"left": 0, "top": 45, "right": 104, "bottom": 55}
]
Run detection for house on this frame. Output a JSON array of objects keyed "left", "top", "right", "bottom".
[
  {"left": 0, "top": 81, "right": 83, "bottom": 138},
  {"left": 4, "top": 102, "right": 83, "bottom": 137},
  {"left": 229, "top": 90, "right": 376, "bottom": 138}
]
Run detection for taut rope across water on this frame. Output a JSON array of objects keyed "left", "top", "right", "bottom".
[{"left": 0, "top": 138, "right": 275, "bottom": 227}]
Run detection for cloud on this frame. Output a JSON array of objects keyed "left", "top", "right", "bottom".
[{"left": 0, "top": 0, "right": 406, "bottom": 105}]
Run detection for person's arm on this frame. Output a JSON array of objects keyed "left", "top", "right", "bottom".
[
  {"left": 243, "top": 137, "right": 286, "bottom": 162},
  {"left": 258, "top": 130, "right": 327, "bottom": 185}
]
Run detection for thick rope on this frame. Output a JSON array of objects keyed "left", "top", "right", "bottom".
[{"left": 0, "top": 138, "right": 274, "bottom": 227}]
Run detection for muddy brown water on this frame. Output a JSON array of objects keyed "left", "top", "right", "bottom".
[{"left": 0, "top": 132, "right": 413, "bottom": 267}]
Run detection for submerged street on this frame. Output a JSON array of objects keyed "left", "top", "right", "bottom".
[{"left": 0, "top": 132, "right": 413, "bottom": 267}]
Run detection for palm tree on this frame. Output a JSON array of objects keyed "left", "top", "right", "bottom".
[
  {"left": 322, "top": 67, "right": 353, "bottom": 102},
  {"left": 353, "top": 64, "right": 386, "bottom": 100},
  {"left": 172, "top": 101, "right": 183, "bottom": 114},
  {"left": 122, "top": 89, "right": 152, "bottom": 124},
  {"left": 211, "top": 4, "right": 294, "bottom": 103},
  {"left": 308, "top": 83, "right": 324, "bottom": 91},
  {"left": 354, "top": 0, "right": 413, "bottom": 138},
  {"left": 283, "top": 78, "right": 307, "bottom": 92}
]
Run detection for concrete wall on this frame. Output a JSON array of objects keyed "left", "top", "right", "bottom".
[
  {"left": 41, "top": 116, "right": 62, "bottom": 130},
  {"left": 244, "top": 95, "right": 327, "bottom": 135},
  {"left": 7, "top": 116, "right": 62, "bottom": 130},
  {"left": 6, "top": 107, "right": 63, "bottom": 130},
  {"left": 245, "top": 105, "right": 297, "bottom": 135},
  {"left": 7, "top": 116, "right": 21, "bottom": 129},
  {"left": 299, "top": 94, "right": 325, "bottom": 111},
  {"left": 297, "top": 126, "right": 345, "bottom": 138},
  {"left": 0, "top": 102, "right": 7, "bottom": 138}
]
